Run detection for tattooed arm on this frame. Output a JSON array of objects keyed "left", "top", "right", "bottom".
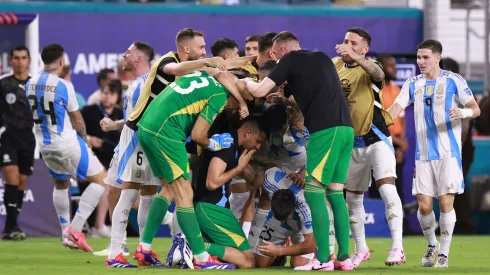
[{"left": 356, "top": 59, "right": 385, "bottom": 82}]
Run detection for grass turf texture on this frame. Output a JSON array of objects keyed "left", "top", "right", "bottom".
[{"left": 0, "top": 236, "right": 489, "bottom": 274}]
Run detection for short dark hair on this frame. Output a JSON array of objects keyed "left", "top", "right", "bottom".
[
  {"left": 271, "top": 189, "right": 296, "bottom": 222},
  {"left": 10, "top": 45, "right": 30, "bottom": 58},
  {"left": 441, "top": 57, "right": 459, "bottom": 74},
  {"left": 417, "top": 39, "right": 443, "bottom": 55},
  {"left": 347, "top": 27, "right": 372, "bottom": 46},
  {"left": 97, "top": 68, "right": 115, "bottom": 87},
  {"left": 105, "top": 79, "right": 123, "bottom": 103},
  {"left": 133, "top": 41, "right": 155, "bottom": 62},
  {"left": 176, "top": 28, "right": 204, "bottom": 45},
  {"left": 259, "top": 32, "right": 278, "bottom": 53},
  {"left": 211, "top": 38, "right": 238, "bottom": 57},
  {"left": 376, "top": 53, "right": 394, "bottom": 65},
  {"left": 239, "top": 114, "right": 271, "bottom": 140},
  {"left": 245, "top": 34, "right": 260, "bottom": 43},
  {"left": 258, "top": 60, "right": 278, "bottom": 73},
  {"left": 41, "top": 44, "right": 64, "bottom": 65},
  {"left": 272, "top": 31, "right": 299, "bottom": 45},
  {"left": 264, "top": 103, "right": 287, "bottom": 133}
]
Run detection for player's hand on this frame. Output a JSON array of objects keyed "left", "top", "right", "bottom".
[
  {"left": 257, "top": 240, "right": 282, "bottom": 257},
  {"left": 335, "top": 44, "right": 362, "bottom": 62},
  {"left": 208, "top": 133, "right": 234, "bottom": 151},
  {"left": 201, "top": 67, "right": 222, "bottom": 76},
  {"left": 235, "top": 79, "right": 254, "bottom": 101},
  {"left": 88, "top": 135, "right": 103, "bottom": 149},
  {"left": 266, "top": 91, "right": 287, "bottom": 105},
  {"left": 287, "top": 172, "right": 305, "bottom": 188},
  {"left": 205, "top": 57, "right": 227, "bottom": 71},
  {"left": 239, "top": 103, "right": 249, "bottom": 119},
  {"left": 237, "top": 149, "right": 256, "bottom": 171},
  {"left": 252, "top": 173, "right": 265, "bottom": 188},
  {"left": 100, "top": 117, "right": 117, "bottom": 132},
  {"left": 449, "top": 108, "right": 464, "bottom": 119}
]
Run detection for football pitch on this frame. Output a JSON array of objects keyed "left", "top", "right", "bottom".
[{"left": 0, "top": 236, "right": 489, "bottom": 274}]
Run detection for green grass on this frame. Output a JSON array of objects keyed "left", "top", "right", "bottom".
[{"left": 0, "top": 236, "right": 489, "bottom": 274}]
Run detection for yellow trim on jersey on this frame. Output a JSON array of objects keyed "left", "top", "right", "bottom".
[
  {"left": 156, "top": 135, "right": 184, "bottom": 181},
  {"left": 311, "top": 128, "right": 338, "bottom": 181},
  {"left": 199, "top": 204, "right": 246, "bottom": 248}
]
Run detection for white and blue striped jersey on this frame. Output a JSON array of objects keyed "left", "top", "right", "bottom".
[
  {"left": 269, "top": 126, "right": 309, "bottom": 173},
  {"left": 263, "top": 167, "right": 313, "bottom": 234},
  {"left": 395, "top": 70, "right": 475, "bottom": 162},
  {"left": 26, "top": 72, "right": 79, "bottom": 145},
  {"left": 123, "top": 73, "right": 148, "bottom": 121}
]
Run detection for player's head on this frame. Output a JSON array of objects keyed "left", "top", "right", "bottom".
[
  {"left": 122, "top": 41, "right": 155, "bottom": 71},
  {"left": 101, "top": 79, "right": 122, "bottom": 109},
  {"left": 176, "top": 28, "right": 206, "bottom": 61},
  {"left": 264, "top": 103, "right": 288, "bottom": 135},
  {"left": 258, "top": 32, "right": 278, "bottom": 61},
  {"left": 343, "top": 27, "right": 371, "bottom": 64},
  {"left": 211, "top": 38, "right": 239, "bottom": 60},
  {"left": 245, "top": 34, "right": 260, "bottom": 56},
  {"left": 258, "top": 59, "right": 277, "bottom": 81},
  {"left": 441, "top": 57, "right": 459, "bottom": 74},
  {"left": 271, "top": 189, "right": 296, "bottom": 222},
  {"left": 377, "top": 54, "right": 397, "bottom": 81},
  {"left": 416, "top": 39, "right": 443, "bottom": 75},
  {"left": 41, "top": 44, "right": 66, "bottom": 74},
  {"left": 9, "top": 45, "right": 30, "bottom": 75},
  {"left": 97, "top": 68, "right": 117, "bottom": 89},
  {"left": 271, "top": 31, "right": 301, "bottom": 60},
  {"left": 60, "top": 65, "right": 71, "bottom": 81},
  {"left": 237, "top": 115, "right": 270, "bottom": 151}
]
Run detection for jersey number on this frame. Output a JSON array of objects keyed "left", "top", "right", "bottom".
[
  {"left": 425, "top": 98, "right": 433, "bottom": 112},
  {"left": 170, "top": 71, "right": 209, "bottom": 94},
  {"left": 259, "top": 226, "right": 275, "bottom": 242},
  {"left": 28, "top": 95, "right": 57, "bottom": 125},
  {"left": 136, "top": 151, "right": 143, "bottom": 166}
]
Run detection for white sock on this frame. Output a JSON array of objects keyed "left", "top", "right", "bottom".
[
  {"left": 162, "top": 211, "right": 174, "bottom": 226},
  {"left": 109, "top": 189, "right": 138, "bottom": 259},
  {"left": 346, "top": 192, "right": 369, "bottom": 253},
  {"left": 327, "top": 201, "right": 336, "bottom": 255},
  {"left": 417, "top": 210, "right": 438, "bottom": 246},
  {"left": 71, "top": 183, "right": 106, "bottom": 232},
  {"left": 53, "top": 188, "right": 70, "bottom": 235},
  {"left": 138, "top": 194, "right": 156, "bottom": 240},
  {"left": 194, "top": 252, "right": 210, "bottom": 262},
  {"left": 439, "top": 209, "right": 456, "bottom": 256},
  {"left": 248, "top": 208, "right": 269, "bottom": 248},
  {"left": 379, "top": 184, "right": 404, "bottom": 250},
  {"left": 171, "top": 211, "right": 183, "bottom": 238},
  {"left": 242, "top": 221, "right": 251, "bottom": 237}
]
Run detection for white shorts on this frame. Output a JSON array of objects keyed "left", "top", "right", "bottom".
[
  {"left": 41, "top": 135, "right": 104, "bottom": 180},
  {"left": 346, "top": 138, "right": 397, "bottom": 192},
  {"left": 273, "top": 154, "right": 306, "bottom": 174},
  {"left": 253, "top": 216, "right": 314, "bottom": 260},
  {"left": 229, "top": 191, "right": 250, "bottom": 220},
  {"left": 412, "top": 157, "right": 464, "bottom": 197},
  {"left": 107, "top": 125, "right": 160, "bottom": 187}
]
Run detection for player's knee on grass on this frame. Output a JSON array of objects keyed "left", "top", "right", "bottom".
[
  {"left": 254, "top": 253, "right": 274, "bottom": 268},
  {"left": 290, "top": 255, "right": 310, "bottom": 268},
  {"left": 226, "top": 249, "right": 255, "bottom": 269}
]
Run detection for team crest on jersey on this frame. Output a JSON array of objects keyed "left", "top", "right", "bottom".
[
  {"left": 5, "top": 93, "right": 16, "bottom": 104},
  {"left": 135, "top": 168, "right": 142, "bottom": 179},
  {"left": 415, "top": 88, "right": 422, "bottom": 96},
  {"left": 436, "top": 85, "right": 444, "bottom": 96},
  {"left": 426, "top": 86, "right": 434, "bottom": 96}
]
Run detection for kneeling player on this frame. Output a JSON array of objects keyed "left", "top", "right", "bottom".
[{"left": 253, "top": 168, "right": 315, "bottom": 268}]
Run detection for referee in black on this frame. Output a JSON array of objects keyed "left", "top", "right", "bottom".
[{"left": 0, "top": 46, "right": 35, "bottom": 241}]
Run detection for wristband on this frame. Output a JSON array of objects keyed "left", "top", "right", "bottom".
[{"left": 460, "top": 108, "right": 474, "bottom": 119}]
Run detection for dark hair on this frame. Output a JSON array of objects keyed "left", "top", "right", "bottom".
[
  {"left": 271, "top": 189, "right": 296, "bottom": 222},
  {"left": 41, "top": 44, "right": 64, "bottom": 65},
  {"left": 347, "top": 27, "right": 372, "bottom": 46},
  {"left": 259, "top": 32, "right": 278, "bottom": 53},
  {"left": 105, "top": 79, "right": 123, "bottom": 103},
  {"left": 441, "top": 57, "right": 459, "bottom": 74},
  {"left": 264, "top": 104, "right": 287, "bottom": 133},
  {"left": 176, "top": 28, "right": 204, "bottom": 45},
  {"left": 211, "top": 38, "right": 238, "bottom": 57},
  {"left": 239, "top": 114, "right": 271, "bottom": 140},
  {"left": 97, "top": 68, "right": 115, "bottom": 87},
  {"left": 417, "top": 39, "right": 443, "bottom": 55},
  {"left": 272, "top": 31, "right": 299, "bottom": 45},
  {"left": 376, "top": 53, "right": 395, "bottom": 66},
  {"left": 133, "top": 41, "right": 155, "bottom": 62},
  {"left": 245, "top": 34, "right": 260, "bottom": 43},
  {"left": 258, "top": 60, "right": 278, "bottom": 72},
  {"left": 10, "top": 45, "right": 30, "bottom": 58}
]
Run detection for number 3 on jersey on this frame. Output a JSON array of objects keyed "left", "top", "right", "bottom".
[
  {"left": 28, "top": 94, "right": 57, "bottom": 125},
  {"left": 169, "top": 71, "right": 210, "bottom": 94}
]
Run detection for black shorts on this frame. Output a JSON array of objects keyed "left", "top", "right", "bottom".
[{"left": 0, "top": 130, "right": 36, "bottom": 176}]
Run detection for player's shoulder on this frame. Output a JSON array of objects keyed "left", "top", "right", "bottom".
[
  {"left": 404, "top": 74, "right": 425, "bottom": 85},
  {"left": 441, "top": 70, "right": 467, "bottom": 84},
  {"left": 0, "top": 73, "right": 13, "bottom": 82},
  {"left": 58, "top": 78, "right": 76, "bottom": 91},
  {"left": 264, "top": 167, "right": 288, "bottom": 184}
]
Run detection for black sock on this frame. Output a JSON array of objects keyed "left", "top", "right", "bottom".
[
  {"left": 3, "top": 184, "right": 18, "bottom": 233},
  {"left": 15, "top": 190, "right": 25, "bottom": 228}
]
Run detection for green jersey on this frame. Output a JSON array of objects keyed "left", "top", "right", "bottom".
[{"left": 137, "top": 70, "right": 229, "bottom": 141}]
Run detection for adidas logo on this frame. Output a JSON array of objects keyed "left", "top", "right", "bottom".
[
  {"left": 387, "top": 203, "right": 395, "bottom": 209},
  {"left": 441, "top": 230, "right": 449, "bottom": 236},
  {"left": 388, "top": 213, "right": 398, "bottom": 221},
  {"left": 385, "top": 168, "right": 393, "bottom": 174},
  {"left": 329, "top": 231, "right": 335, "bottom": 236}
]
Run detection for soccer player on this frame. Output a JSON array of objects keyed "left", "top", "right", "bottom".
[
  {"left": 387, "top": 39, "right": 481, "bottom": 268},
  {"left": 93, "top": 42, "right": 155, "bottom": 262},
  {"left": 245, "top": 34, "right": 260, "bottom": 57},
  {"left": 253, "top": 169, "right": 316, "bottom": 269},
  {"left": 0, "top": 46, "right": 34, "bottom": 241},
  {"left": 244, "top": 31, "right": 354, "bottom": 271},
  {"left": 134, "top": 69, "right": 247, "bottom": 269},
  {"left": 26, "top": 44, "right": 106, "bottom": 252},
  {"left": 333, "top": 27, "right": 405, "bottom": 267},
  {"left": 211, "top": 38, "right": 240, "bottom": 60}
]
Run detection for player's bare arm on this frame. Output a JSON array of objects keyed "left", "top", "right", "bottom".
[
  {"left": 100, "top": 117, "right": 124, "bottom": 132},
  {"left": 257, "top": 233, "right": 316, "bottom": 257},
  {"left": 245, "top": 77, "right": 276, "bottom": 98},
  {"left": 206, "top": 149, "right": 255, "bottom": 191},
  {"left": 68, "top": 110, "right": 88, "bottom": 143},
  {"left": 449, "top": 98, "right": 481, "bottom": 119},
  {"left": 162, "top": 56, "right": 226, "bottom": 76},
  {"left": 225, "top": 55, "right": 257, "bottom": 70},
  {"left": 191, "top": 117, "right": 213, "bottom": 148},
  {"left": 335, "top": 44, "right": 385, "bottom": 82},
  {"left": 387, "top": 103, "right": 405, "bottom": 121},
  {"left": 213, "top": 71, "right": 249, "bottom": 118}
]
